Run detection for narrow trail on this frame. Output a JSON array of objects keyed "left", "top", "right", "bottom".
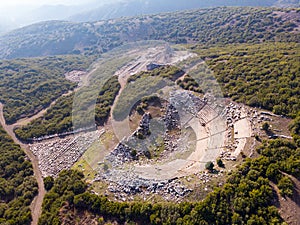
[
  {"left": 0, "top": 103, "right": 45, "bottom": 225},
  {"left": 110, "top": 46, "right": 170, "bottom": 121},
  {"left": 14, "top": 91, "right": 73, "bottom": 127},
  {"left": 14, "top": 66, "right": 96, "bottom": 128},
  {"left": 111, "top": 58, "right": 150, "bottom": 119}
]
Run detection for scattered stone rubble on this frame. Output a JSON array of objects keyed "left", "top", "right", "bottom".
[
  {"left": 96, "top": 169, "right": 192, "bottom": 201},
  {"left": 220, "top": 102, "right": 276, "bottom": 160},
  {"left": 30, "top": 130, "right": 100, "bottom": 177},
  {"left": 223, "top": 102, "right": 243, "bottom": 128},
  {"left": 197, "top": 171, "right": 223, "bottom": 183},
  {"left": 220, "top": 149, "right": 237, "bottom": 161},
  {"left": 163, "top": 133, "right": 179, "bottom": 153},
  {"left": 163, "top": 104, "right": 180, "bottom": 131},
  {"left": 133, "top": 112, "right": 151, "bottom": 138},
  {"left": 169, "top": 90, "right": 207, "bottom": 118},
  {"left": 65, "top": 70, "right": 87, "bottom": 85},
  {"left": 223, "top": 102, "right": 271, "bottom": 133},
  {"left": 220, "top": 103, "right": 246, "bottom": 160},
  {"left": 105, "top": 142, "right": 137, "bottom": 167}
]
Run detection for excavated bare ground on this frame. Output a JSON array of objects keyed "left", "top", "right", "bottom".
[
  {"left": 271, "top": 175, "right": 300, "bottom": 225},
  {"left": 59, "top": 202, "right": 121, "bottom": 225}
]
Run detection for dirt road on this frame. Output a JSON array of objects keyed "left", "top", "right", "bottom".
[
  {"left": 0, "top": 103, "right": 46, "bottom": 225},
  {"left": 14, "top": 66, "right": 97, "bottom": 128},
  {"left": 0, "top": 66, "right": 102, "bottom": 224}
]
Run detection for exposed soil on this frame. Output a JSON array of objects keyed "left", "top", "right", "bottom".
[
  {"left": 59, "top": 202, "right": 99, "bottom": 225},
  {"left": 271, "top": 174, "right": 300, "bottom": 225}
]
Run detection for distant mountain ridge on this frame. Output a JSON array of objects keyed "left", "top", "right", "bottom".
[
  {"left": 0, "top": 0, "right": 299, "bottom": 34},
  {"left": 68, "top": 0, "right": 279, "bottom": 22},
  {"left": 0, "top": 7, "right": 299, "bottom": 60}
]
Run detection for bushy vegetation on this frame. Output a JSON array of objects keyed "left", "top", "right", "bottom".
[
  {"left": 95, "top": 75, "right": 121, "bottom": 125},
  {"left": 15, "top": 76, "right": 121, "bottom": 140},
  {"left": 0, "top": 8, "right": 299, "bottom": 59},
  {"left": 0, "top": 21, "right": 99, "bottom": 59},
  {"left": 196, "top": 42, "right": 300, "bottom": 117},
  {"left": 38, "top": 170, "right": 86, "bottom": 225},
  {"left": 176, "top": 75, "right": 203, "bottom": 93},
  {"left": 14, "top": 94, "right": 74, "bottom": 141},
  {"left": 0, "top": 126, "right": 38, "bottom": 224},
  {"left": 289, "top": 111, "right": 300, "bottom": 146},
  {"left": 0, "top": 55, "right": 92, "bottom": 124}
]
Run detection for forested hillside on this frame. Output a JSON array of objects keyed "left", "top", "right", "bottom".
[
  {"left": 195, "top": 42, "right": 300, "bottom": 117},
  {"left": 0, "top": 7, "right": 299, "bottom": 59},
  {"left": 69, "top": 0, "right": 281, "bottom": 22},
  {"left": 0, "top": 126, "right": 38, "bottom": 224},
  {"left": 0, "top": 55, "right": 92, "bottom": 124},
  {"left": 1, "top": 0, "right": 299, "bottom": 35}
]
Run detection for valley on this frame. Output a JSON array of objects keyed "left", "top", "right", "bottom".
[{"left": 0, "top": 5, "right": 298, "bottom": 225}]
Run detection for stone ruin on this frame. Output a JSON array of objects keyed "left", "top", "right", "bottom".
[
  {"left": 96, "top": 169, "right": 192, "bottom": 201},
  {"left": 133, "top": 112, "right": 152, "bottom": 138},
  {"left": 163, "top": 104, "right": 180, "bottom": 131},
  {"left": 105, "top": 142, "right": 137, "bottom": 167}
]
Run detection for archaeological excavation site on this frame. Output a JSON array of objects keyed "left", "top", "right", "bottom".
[{"left": 11, "top": 43, "right": 290, "bottom": 204}]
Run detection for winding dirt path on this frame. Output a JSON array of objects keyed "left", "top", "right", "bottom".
[
  {"left": 0, "top": 103, "right": 45, "bottom": 225},
  {"left": 14, "top": 64, "right": 99, "bottom": 127},
  {"left": 14, "top": 91, "right": 73, "bottom": 127}
]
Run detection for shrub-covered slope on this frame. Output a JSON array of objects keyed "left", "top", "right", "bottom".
[
  {"left": 195, "top": 42, "right": 300, "bottom": 117},
  {"left": 0, "top": 7, "right": 299, "bottom": 59},
  {"left": 0, "top": 55, "right": 92, "bottom": 124},
  {"left": 0, "top": 126, "right": 38, "bottom": 224}
]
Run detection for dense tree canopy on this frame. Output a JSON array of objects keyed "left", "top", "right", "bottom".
[
  {"left": 196, "top": 42, "right": 300, "bottom": 117},
  {"left": 0, "top": 7, "right": 298, "bottom": 59},
  {"left": 0, "top": 55, "right": 93, "bottom": 124},
  {"left": 0, "top": 126, "right": 38, "bottom": 225}
]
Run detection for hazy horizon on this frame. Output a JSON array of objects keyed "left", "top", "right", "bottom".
[
  {"left": 0, "top": 0, "right": 121, "bottom": 32},
  {"left": 0, "top": 0, "right": 297, "bottom": 34},
  {"left": 0, "top": 0, "right": 96, "bottom": 8}
]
